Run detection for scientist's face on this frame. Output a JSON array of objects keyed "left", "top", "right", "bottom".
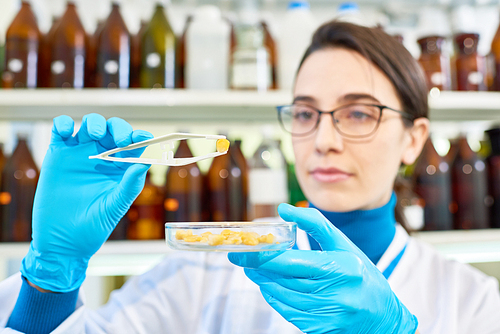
[{"left": 292, "top": 48, "right": 428, "bottom": 211}]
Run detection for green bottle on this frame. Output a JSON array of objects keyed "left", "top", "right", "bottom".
[{"left": 140, "top": 1, "right": 176, "bottom": 88}]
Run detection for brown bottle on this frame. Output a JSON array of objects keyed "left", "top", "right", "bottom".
[
  {"left": 4, "top": 1, "right": 41, "bottom": 88},
  {"left": 261, "top": 21, "right": 277, "bottom": 90},
  {"left": 417, "top": 36, "right": 451, "bottom": 91},
  {"left": 454, "top": 33, "right": 487, "bottom": 91},
  {"left": 229, "top": 140, "right": 249, "bottom": 221},
  {"left": 491, "top": 17, "right": 500, "bottom": 91},
  {"left": 126, "top": 172, "right": 165, "bottom": 240},
  {"left": 96, "top": 2, "right": 131, "bottom": 89},
  {"left": 486, "top": 128, "right": 500, "bottom": 228},
  {"left": 176, "top": 16, "right": 192, "bottom": 89},
  {"left": 38, "top": 17, "right": 60, "bottom": 88},
  {"left": 84, "top": 20, "right": 106, "bottom": 88},
  {"left": 0, "top": 144, "right": 5, "bottom": 241},
  {"left": 130, "top": 21, "right": 147, "bottom": 88},
  {"left": 164, "top": 141, "right": 203, "bottom": 222},
  {"left": 49, "top": 1, "right": 86, "bottom": 88},
  {"left": 0, "top": 137, "right": 39, "bottom": 242},
  {"left": 450, "top": 135, "right": 489, "bottom": 229},
  {"left": 413, "top": 138, "right": 453, "bottom": 230}
]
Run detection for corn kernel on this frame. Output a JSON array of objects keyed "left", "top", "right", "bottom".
[
  {"left": 175, "top": 230, "right": 192, "bottom": 240},
  {"left": 208, "top": 234, "right": 224, "bottom": 246},
  {"left": 216, "top": 139, "right": 230, "bottom": 153},
  {"left": 242, "top": 237, "right": 259, "bottom": 246},
  {"left": 221, "top": 229, "right": 232, "bottom": 236},
  {"left": 184, "top": 235, "right": 202, "bottom": 242}
]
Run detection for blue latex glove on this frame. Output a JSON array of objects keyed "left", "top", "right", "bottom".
[
  {"left": 228, "top": 203, "right": 418, "bottom": 334},
  {"left": 21, "top": 114, "right": 153, "bottom": 293}
]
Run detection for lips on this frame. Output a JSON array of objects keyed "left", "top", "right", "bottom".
[{"left": 310, "top": 167, "right": 352, "bottom": 183}]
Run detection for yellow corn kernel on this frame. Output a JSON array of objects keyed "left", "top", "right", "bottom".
[
  {"left": 200, "top": 237, "right": 209, "bottom": 243},
  {"left": 184, "top": 235, "right": 202, "bottom": 242},
  {"left": 216, "top": 139, "right": 230, "bottom": 153},
  {"left": 208, "top": 234, "right": 224, "bottom": 246},
  {"left": 221, "top": 229, "right": 232, "bottom": 236},
  {"left": 227, "top": 236, "right": 242, "bottom": 245},
  {"left": 242, "top": 237, "right": 259, "bottom": 246},
  {"left": 175, "top": 229, "right": 192, "bottom": 240},
  {"left": 201, "top": 231, "right": 213, "bottom": 238}
]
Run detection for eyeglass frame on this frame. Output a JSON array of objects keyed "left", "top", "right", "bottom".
[{"left": 276, "top": 103, "right": 416, "bottom": 138}]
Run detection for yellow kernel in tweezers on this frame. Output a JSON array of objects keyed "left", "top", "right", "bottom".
[{"left": 216, "top": 139, "right": 230, "bottom": 153}]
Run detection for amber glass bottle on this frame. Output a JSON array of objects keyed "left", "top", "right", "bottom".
[
  {"left": 0, "top": 144, "right": 5, "bottom": 241},
  {"left": 96, "top": 2, "right": 130, "bottom": 89},
  {"left": 176, "top": 16, "right": 192, "bottom": 89},
  {"left": 261, "top": 21, "right": 277, "bottom": 90},
  {"left": 450, "top": 136, "right": 489, "bottom": 229},
  {"left": 4, "top": 1, "right": 41, "bottom": 88},
  {"left": 417, "top": 36, "right": 451, "bottom": 91},
  {"left": 126, "top": 172, "right": 164, "bottom": 240},
  {"left": 140, "top": 2, "right": 176, "bottom": 88},
  {"left": 486, "top": 128, "right": 500, "bottom": 228},
  {"left": 0, "top": 137, "right": 39, "bottom": 242},
  {"left": 413, "top": 138, "right": 453, "bottom": 230},
  {"left": 491, "top": 17, "right": 500, "bottom": 91},
  {"left": 38, "top": 18, "right": 59, "bottom": 88},
  {"left": 130, "top": 21, "right": 147, "bottom": 88},
  {"left": 453, "top": 33, "right": 487, "bottom": 91},
  {"left": 164, "top": 141, "right": 203, "bottom": 222},
  {"left": 49, "top": 1, "right": 86, "bottom": 88},
  {"left": 229, "top": 140, "right": 249, "bottom": 221}
]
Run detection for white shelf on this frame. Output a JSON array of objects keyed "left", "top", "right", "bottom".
[
  {"left": 1, "top": 229, "right": 500, "bottom": 279},
  {"left": 412, "top": 229, "right": 500, "bottom": 264},
  {"left": 0, "top": 89, "right": 499, "bottom": 123}
]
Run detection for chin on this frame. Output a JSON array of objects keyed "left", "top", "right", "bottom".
[{"left": 305, "top": 188, "right": 359, "bottom": 213}]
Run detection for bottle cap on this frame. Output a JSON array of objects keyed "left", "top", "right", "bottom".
[{"left": 337, "top": 2, "right": 359, "bottom": 13}]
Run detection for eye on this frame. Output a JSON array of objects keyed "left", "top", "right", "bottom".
[
  {"left": 291, "top": 105, "right": 316, "bottom": 122},
  {"left": 342, "top": 105, "right": 378, "bottom": 122}
]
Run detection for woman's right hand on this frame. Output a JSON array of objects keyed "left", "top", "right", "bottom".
[{"left": 21, "top": 114, "right": 153, "bottom": 293}]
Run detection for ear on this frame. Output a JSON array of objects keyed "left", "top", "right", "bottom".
[{"left": 401, "top": 117, "right": 430, "bottom": 165}]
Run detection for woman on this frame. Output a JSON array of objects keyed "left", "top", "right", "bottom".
[{"left": 1, "top": 22, "right": 499, "bottom": 334}]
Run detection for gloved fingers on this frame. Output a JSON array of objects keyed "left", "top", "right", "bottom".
[
  {"left": 51, "top": 115, "right": 75, "bottom": 144},
  {"left": 98, "top": 117, "right": 133, "bottom": 150},
  {"left": 229, "top": 250, "right": 344, "bottom": 279},
  {"left": 278, "top": 203, "right": 359, "bottom": 253},
  {"left": 106, "top": 163, "right": 150, "bottom": 222},
  {"left": 118, "top": 130, "right": 154, "bottom": 159},
  {"left": 76, "top": 113, "right": 107, "bottom": 144},
  {"left": 244, "top": 268, "right": 337, "bottom": 294}
]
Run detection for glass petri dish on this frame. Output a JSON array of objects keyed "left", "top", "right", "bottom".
[{"left": 165, "top": 221, "right": 296, "bottom": 252}]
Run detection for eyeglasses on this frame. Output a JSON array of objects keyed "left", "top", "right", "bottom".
[{"left": 276, "top": 103, "right": 415, "bottom": 138}]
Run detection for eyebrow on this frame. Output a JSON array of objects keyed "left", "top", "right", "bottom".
[{"left": 292, "top": 93, "right": 382, "bottom": 106}]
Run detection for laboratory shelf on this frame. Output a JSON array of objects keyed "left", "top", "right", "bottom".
[
  {"left": 0, "top": 89, "right": 499, "bottom": 123},
  {"left": 1, "top": 229, "right": 500, "bottom": 280}
]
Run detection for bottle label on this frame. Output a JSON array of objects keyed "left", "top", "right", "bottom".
[
  {"left": 467, "top": 71, "right": 483, "bottom": 85},
  {"left": 430, "top": 72, "right": 444, "bottom": 86},
  {"left": 231, "top": 49, "right": 271, "bottom": 90},
  {"left": 249, "top": 168, "right": 287, "bottom": 204},
  {"left": 104, "top": 60, "right": 119, "bottom": 75},
  {"left": 51, "top": 60, "right": 66, "bottom": 75},
  {"left": 7, "top": 58, "right": 23, "bottom": 73},
  {"left": 146, "top": 53, "right": 161, "bottom": 68}
]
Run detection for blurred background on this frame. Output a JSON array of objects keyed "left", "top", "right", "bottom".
[{"left": 0, "top": 0, "right": 500, "bottom": 309}]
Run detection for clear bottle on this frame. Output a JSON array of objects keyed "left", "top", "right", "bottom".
[
  {"left": 140, "top": 0, "right": 176, "bottom": 89},
  {"left": 412, "top": 138, "right": 453, "bottom": 230},
  {"left": 278, "top": 1, "right": 316, "bottom": 90},
  {"left": 49, "top": 1, "right": 86, "bottom": 88},
  {"left": 185, "top": 6, "right": 230, "bottom": 89},
  {"left": 230, "top": 0, "right": 271, "bottom": 91},
  {"left": 126, "top": 172, "right": 165, "bottom": 240},
  {"left": 4, "top": 0, "right": 41, "bottom": 89},
  {"left": 453, "top": 33, "right": 487, "bottom": 91},
  {"left": 450, "top": 135, "right": 489, "bottom": 229},
  {"left": 417, "top": 36, "right": 451, "bottom": 91},
  {"left": 164, "top": 140, "right": 204, "bottom": 222},
  {"left": 96, "top": 1, "right": 131, "bottom": 89},
  {"left": 0, "top": 137, "right": 39, "bottom": 242},
  {"left": 248, "top": 129, "right": 288, "bottom": 219}
]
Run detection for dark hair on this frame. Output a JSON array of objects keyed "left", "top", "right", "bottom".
[
  {"left": 298, "top": 21, "right": 428, "bottom": 229},
  {"left": 298, "top": 21, "right": 428, "bottom": 123}
]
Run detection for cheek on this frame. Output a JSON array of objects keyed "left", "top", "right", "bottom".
[{"left": 292, "top": 137, "right": 313, "bottom": 181}]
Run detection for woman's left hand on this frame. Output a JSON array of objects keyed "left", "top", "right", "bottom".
[{"left": 228, "top": 203, "right": 418, "bottom": 334}]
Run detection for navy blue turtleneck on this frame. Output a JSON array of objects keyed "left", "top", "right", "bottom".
[{"left": 307, "top": 192, "right": 397, "bottom": 265}]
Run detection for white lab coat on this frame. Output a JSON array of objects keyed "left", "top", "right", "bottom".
[{"left": 1, "top": 225, "right": 499, "bottom": 334}]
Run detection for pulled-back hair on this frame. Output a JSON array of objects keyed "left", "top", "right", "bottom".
[{"left": 298, "top": 21, "right": 428, "bottom": 123}]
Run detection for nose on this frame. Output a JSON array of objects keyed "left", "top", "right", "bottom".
[{"left": 314, "top": 113, "right": 344, "bottom": 154}]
